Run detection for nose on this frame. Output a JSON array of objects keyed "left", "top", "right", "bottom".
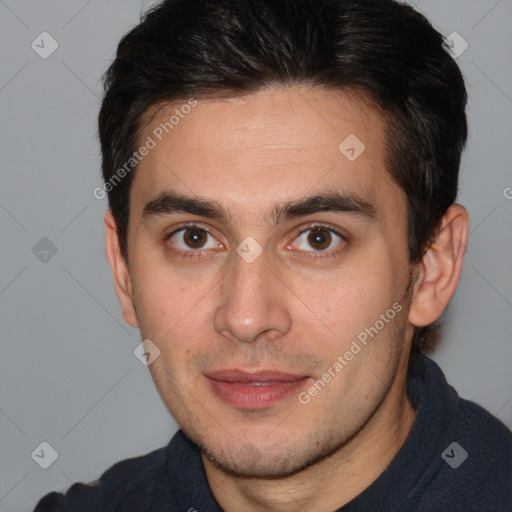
[{"left": 213, "top": 249, "right": 292, "bottom": 344}]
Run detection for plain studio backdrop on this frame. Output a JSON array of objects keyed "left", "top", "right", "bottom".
[{"left": 0, "top": 1, "right": 511, "bottom": 510}]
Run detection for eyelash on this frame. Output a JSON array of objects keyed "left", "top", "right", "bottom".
[{"left": 163, "top": 222, "right": 347, "bottom": 260}]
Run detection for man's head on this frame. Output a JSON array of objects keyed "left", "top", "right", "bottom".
[
  {"left": 99, "top": 0, "right": 468, "bottom": 480},
  {"left": 99, "top": 0, "right": 468, "bottom": 352}
]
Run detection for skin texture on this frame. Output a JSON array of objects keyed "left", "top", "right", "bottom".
[{"left": 105, "top": 85, "right": 468, "bottom": 511}]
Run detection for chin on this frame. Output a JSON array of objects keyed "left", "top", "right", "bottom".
[
  {"left": 204, "top": 448, "right": 307, "bottom": 479},
  {"left": 197, "top": 429, "right": 347, "bottom": 480}
]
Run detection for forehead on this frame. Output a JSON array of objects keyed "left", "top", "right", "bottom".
[{"left": 130, "top": 85, "right": 404, "bottom": 226}]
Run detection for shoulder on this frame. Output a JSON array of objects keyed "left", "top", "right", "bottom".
[
  {"left": 33, "top": 443, "right": 170, "bottom": 512},
  {"left": 409, "top": 353, "right": 512, "bottom": 509},
  {"left": 423, "top": 394, "right": 512, "bottom": 510},
  {"left": 458, "top": 397, "right": 512, "bottom": 475}
]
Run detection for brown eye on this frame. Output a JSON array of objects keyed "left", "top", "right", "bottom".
[
  {"left": 293, "top": 226, "right": 344, "bottom": 253},
  {"left": 183, "top": 229, "right": 208, "bottom": 248},
  {"left": 307, "top": 229, "right": 332, "bottom": 250},
  {"left": 169, "top": 227, "right": 219, "bottom": 252}
]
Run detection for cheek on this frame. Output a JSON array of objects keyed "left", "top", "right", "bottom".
[
  {"left": 312, "top": 280, "right": 368, "bottom": 337},
  {"left": 315, "top": 272, "right": 402, "bottom": 356},
  {"left": 132, "top": 263, "right": 207, "bottom": 342}
]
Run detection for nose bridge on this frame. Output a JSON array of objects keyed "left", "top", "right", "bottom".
[{"left": 213, "top": 248, "right": 291, "bottom": 343}]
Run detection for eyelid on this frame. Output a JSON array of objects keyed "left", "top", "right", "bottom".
[
  {"left": 164, "top": 222, "right": 219, "bottom": 241},
  {"left": 163, "top": 223, "right": 223, "bottom": 260},
  {"left": 164, "top": 222, "right": 346, "bottom": 242},
  {"left": 291, "top": 222, "right": 348, "bottom": 241},
  {"left": 164, "top": 221, "right": 348, "bottom": 258},
  {"left": 285, "top": 222, "right": 347, "bottom": 255}
]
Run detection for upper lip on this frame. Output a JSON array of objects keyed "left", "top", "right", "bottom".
[{"left": 205, "top": 370, "right": 309, "bottom": 383}]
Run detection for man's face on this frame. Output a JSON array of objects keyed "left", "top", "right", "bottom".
[{"left": 122, "top": 86, "right": 416, "bottom": 478}]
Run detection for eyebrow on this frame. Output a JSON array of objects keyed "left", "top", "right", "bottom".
[{"left": 141, "top": 189, "right": 378, "bottom": 225}]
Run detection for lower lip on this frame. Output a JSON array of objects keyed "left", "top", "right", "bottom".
[{"left": 206, "top": 377, "right": 309, "bottom": 409}]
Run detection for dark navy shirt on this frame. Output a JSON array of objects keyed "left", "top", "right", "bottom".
[{"left": 34, "top": 352, "right": 512, "bottom": 511}]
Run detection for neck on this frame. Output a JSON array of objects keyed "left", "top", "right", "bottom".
[{"left": 203, "top": 356, "right": 417, "bottom": 512}]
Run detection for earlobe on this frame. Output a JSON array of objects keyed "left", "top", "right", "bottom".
[
  {"left": 104, "top": 211, "right": 139, "bottom": 328},
  {"left": 408, "top": 204, "right": 468, "bottom": 328}
]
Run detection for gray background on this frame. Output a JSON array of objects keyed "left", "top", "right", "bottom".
[{"left": 1, "top": 1, "right": 511, "bottom": 510}]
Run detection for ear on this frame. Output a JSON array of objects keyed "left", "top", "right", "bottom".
[
  {"left": 104, "top": 211, "right": 139, "bottom": 328},
  {"left": 408, "top": 204, "right": 468, "bottom": 328}
]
